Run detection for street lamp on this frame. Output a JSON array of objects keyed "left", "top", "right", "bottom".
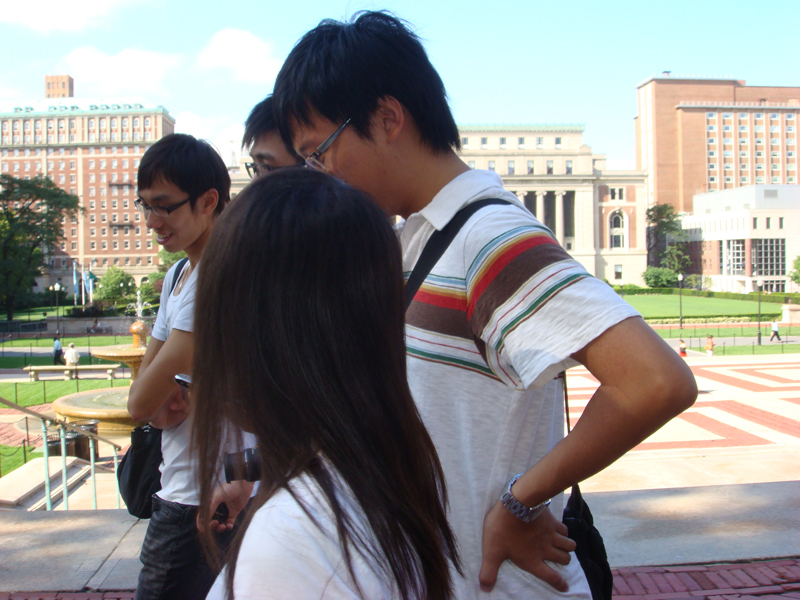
[
  {"left": 52, "top": 282, "right": 61, "bottom": 336},
  {"left": 678, "top": 273, "right": 684, "bottom": 330},
  {"left": 757, "top": 277, "right": 763, "bottom": 345}
]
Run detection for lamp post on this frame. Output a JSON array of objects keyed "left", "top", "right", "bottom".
[
  {"left": 53, "top": 282, "right": 61, "bottom": 336},
  {"left": 678, "top": 273, "right": 684, "bottom": 330},
  {"left": 757, "top": 277, "right": 763, "bottom": 345}
]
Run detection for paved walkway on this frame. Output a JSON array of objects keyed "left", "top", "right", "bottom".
[{"left": 1, "top": 353, "right": 799, "bottom": 595}]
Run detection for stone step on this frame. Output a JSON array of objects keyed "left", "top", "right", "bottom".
[
  {"left": 25, "top": 464, "right": 96, "bottom": 511},
  {"left": 0, "top": 456, "right": 82, "bottom": 508}
]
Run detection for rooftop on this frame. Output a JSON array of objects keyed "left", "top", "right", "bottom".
[
  {"left": 458, "top": 123, "right": 585, "bottom": 133},
  {"left": 637, "top": 73, "right": 745, "bottom": 88},
  {"left": 677, "top": 101, "right": 800, "bottom": 109},
  {"left": 692, "top": 184, "right": 800, "bottom": 214},
  {"left": 0, "top": 98, "right": 172, "bottom": 118}
]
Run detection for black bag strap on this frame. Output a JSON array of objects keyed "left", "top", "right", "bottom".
[
  {"left": 558, "top": 370, "right": 583, "bottom": 505},
  {"left": 404, "top": 199, "right": 513, "bottom": 310},
  {"left": 168, "top": 258, "right": 189, "bottom": 296}
]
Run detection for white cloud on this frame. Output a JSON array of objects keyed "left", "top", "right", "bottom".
[
  {"left": 174, "top": 111, "right": 245, "bottom": 167},
  {"left": 58, "top": 47, "right": 183, "bottom": 97},
  {"left": 0, "top": 0, "right": 139, "bottom": 32},
  {"left": 196, "top": 29, "right": 283, "bottom": 85}
]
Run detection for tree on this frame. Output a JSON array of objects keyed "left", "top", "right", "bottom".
[
  {"left": 0, "top": 175, "right": 80, "bottom": 320},
  {"left": 642, "top": 267, "right": 678, "bottom": 288},
  {"left": 158, "top": 245, "right": 187, "bottom": 273},
  {"left": 646, "top": 203, "right": 683, "bottom": 267},
  {"left": 96, "top": 266, "right": 136, "bottom": 303},
  {"left": 662, "top": 244, "right": 691, "bottom": 275},
  {"left": 790, "top": 255, "right": 800, "bottom": 286}
]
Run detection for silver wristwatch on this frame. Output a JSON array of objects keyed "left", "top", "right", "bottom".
[{"left": 500, "top": 473, "right": 551, "bottom": 523}]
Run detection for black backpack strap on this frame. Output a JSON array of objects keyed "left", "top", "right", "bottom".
[
  {"left": 168, "top": 258, "right": 189, "bottom": 295},
  {"left": 404, "top": 198, "right": 513, "bottom": 310}
]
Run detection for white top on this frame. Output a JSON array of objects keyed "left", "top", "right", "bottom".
[
  {"left": 401, "top": 169, "right": 638, "bottom": 600},
  {"left": 151, "top": 260, "right": 201, "bottom": 506},
  {"left": 64, "top": 347, "right": 80, "bottom": 365},
  {"left": 205, "top": 472, "right": 395, "bottom": 600}
]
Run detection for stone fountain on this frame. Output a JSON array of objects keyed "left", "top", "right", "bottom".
[{"left": 52, "top": 291, "right": 154, "bottom": 433}]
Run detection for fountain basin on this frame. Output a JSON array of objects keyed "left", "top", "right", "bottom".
[
  {"left": 52, "top": 389, "right": 142, "bottom": 433},
  {"left": 91, "top": 345, "right": 147, "bottom": 380}
]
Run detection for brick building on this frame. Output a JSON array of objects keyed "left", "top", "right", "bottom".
[
  {"left": 457, "top": 125, "right": 648, "bottom": 285},
  {"left": 0, "top": 77, "right": 175, "bottom": 296},
  {"left": 636, "top": 74, "right": 800, "bottom": 214}
]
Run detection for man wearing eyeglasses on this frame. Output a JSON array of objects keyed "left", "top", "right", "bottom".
[
  {"left": 273, "top": 12, "right": 697, "bottom": 600},
  {"left": 242, "top": 95, "right": 302, "bottom": 178},
  {"left": 127, "top": 133, "right": 233, "bottom": 600}
]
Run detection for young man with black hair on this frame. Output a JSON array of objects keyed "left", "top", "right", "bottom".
[
  {"left": 274, "top": 12, "right": 697, "bottom": 600},
  {"left": 242, "top": 95, "right": 302, "bottom": 178},
  {"left": 127, "top": 133, "right": 233, "bottom": 600}
]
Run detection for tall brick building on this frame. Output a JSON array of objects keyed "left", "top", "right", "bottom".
[
  {"left": 0, "top": 76, "right": 175, "bottom": 295},
  {"left": 635, "top": 75, "right": 800, "bottom": 213}
]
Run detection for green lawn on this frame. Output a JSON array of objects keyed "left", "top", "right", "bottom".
[
  {"left": 623, "top": 295, "right": 781, "bottom": 319},
  {"left": 0, "top": 355, "right": 125, "bottom": 369},
  {"left": 0, "top": 444, "right": 41, "bottom": 477},
  {"left": 701, "top": 343, "right": 800, "bottom": 356},
  {"left": 0, "top": 378, "right": 131, "bottom": 408},
  {"left": 1, "top": 335, "right": 134, "bottom": 349},
  {"left": 655, "top": 325, "right": 799, "bottom": 340}
]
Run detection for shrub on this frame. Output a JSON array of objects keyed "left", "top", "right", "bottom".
[{"left": 642, "top": 267, "right": 678, "bottom": 288}]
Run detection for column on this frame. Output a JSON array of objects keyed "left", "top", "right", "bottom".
[
  {"left": 536, "top": 192, "right": 545, "bottom": 223},
  {"left": 555, "top": 191, "right": 565, "bottom": 244}
]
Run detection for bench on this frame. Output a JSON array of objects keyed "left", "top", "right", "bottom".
[
  {"left": 23, "top": 363, "right": 122, "bottom": 381},
  {"left": 86, "top": 326, "right": 113, "bottom": 334}
]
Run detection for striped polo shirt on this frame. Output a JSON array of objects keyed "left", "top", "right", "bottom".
[{"left": 400, "top": 168, "right": 638, "bottom": 600}]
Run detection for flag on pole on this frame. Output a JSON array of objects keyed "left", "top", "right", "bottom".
[
  {"left": 72, "top": 262, "right": 78, "bottom": 306},
  {"left": 81, "top": 264, "right": 87, "bottom": 306}
]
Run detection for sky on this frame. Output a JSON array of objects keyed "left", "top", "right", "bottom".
[{"left": 1, "top": 0, "right": 799, "bottom": 169}]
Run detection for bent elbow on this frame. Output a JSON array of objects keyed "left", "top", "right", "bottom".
[
  {"left": 127, "top": 389, "right": 151, "bottom": 423},
  {"left": 661, "top": 367, "right": 698, "bottom": 417}
]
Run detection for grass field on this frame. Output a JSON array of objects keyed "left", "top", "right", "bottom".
[
  {"left": 654, "top": 325, "right": 799, "bottom": 340},
  {"left": 687, "top": 342, "right": 800, "bottom": 356},
  {"left": 623, "top": 295, "right": 781, "bottom": 318},
  {"left": 0, "top": 378, "right": 131, "bottom": 408},
  {"left": 1, "top": 335, "right": 134, "bottom": 349},
  {"left": 0, "top": 444, "right": 41, "bottom": 477}
]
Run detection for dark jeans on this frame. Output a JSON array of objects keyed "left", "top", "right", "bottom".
[
  {"left": 135, "top": 495, "right": 234, "bottom": 600},
  {"left": 53, "top": 350, "right": 63, "bottom": 365},
  {"left": 770, "top": 331, "right": 781, "bottom": 342}
]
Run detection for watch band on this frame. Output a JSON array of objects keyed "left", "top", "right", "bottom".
[{"left": 500, "top": 473, "right": 551, "bottom": 523}]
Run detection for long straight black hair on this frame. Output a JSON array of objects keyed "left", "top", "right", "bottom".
[{"left": 192, "top": 168, "right": 460, "bottom": 599}]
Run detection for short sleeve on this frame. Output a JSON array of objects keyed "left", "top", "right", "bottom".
[{"left": 464, "top": 207, "right": 640, "bottom": 389}]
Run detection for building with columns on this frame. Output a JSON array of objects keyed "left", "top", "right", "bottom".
[
  {"left": 457, "top": 125, "right": 648, "bottom": 285},
  {"left": 680, "top": 185, "right": 799, "bottom": 294}
]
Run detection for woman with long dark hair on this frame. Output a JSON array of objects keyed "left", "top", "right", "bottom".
[{"left": 193, "top": 169, "right": 460, "bottom": 600}]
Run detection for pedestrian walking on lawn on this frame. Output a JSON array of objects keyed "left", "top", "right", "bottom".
[{"left": 52, "top": 337, "right": 64, "bottom": 365}]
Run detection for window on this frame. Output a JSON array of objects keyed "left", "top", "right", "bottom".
[
  {"left": 724, "top": 176, "right": 733, "bottom": 183},
  {"left": 536, "top": 137, "right": 543, "bottom": 148},
  {"left": 507, "top": 160, "right": 515, "bottom": 175},
  {"left": 779, "top": 217, "right": 784, "bottom": 229},
  {"left": 724, "top": 163, "right": 733, "bottom": 171},
  {"left": 788, "top": 114, "right": 796, "bottom": 120},
  {"left": 565, "top": 160, "right": 573, "bottom": 175},
  {"left": 788, "top": 126, "right": 795, "bottom": 133},
  {"left": 90, "top": 214, "right": 95, "bottom": 222},
  {"left": 757, "top": 176, "right": 765, "bottom": 183},
  {"left": 740, "top": 164, "right": 749, "bottom": 171},
  {"left": 723, "top": 125, "right": 731, "bottom": 132},
  {"left": 499, "top": 137, "right": 507, "bottom": 148},
  {"left": 755, "top": 113, "right": 764, "bottom": 119},
  {"left": 708, "top": 138, "right": 717, "bottom": 144},
  {"left": 609, "top": 211, "right": 624, "bottom": 248},
  {"left": 461, "top": 137, "right": 468, "bottom": 147},
  {"left": 709, "top": 164, "right": 717, "bottom": 170},
  {"left": 770, "top": 113, "right": 779, "bottom": 120},
  {"left": 555, "top": 137, "right": 562, "bottom": 148},
  {"left": 468, "top": 160, "right": 475, "bottom": 169},
  {"left": 740, "top": 151, "right": 749, "bottom": 157},
  {"left": 707, "top": 112, "right": 716, "bottom": 118},
  {"left": 546, "top": 160, "right": 553, "bottom": 175},
  {"left": 614, "top": 265, "right": 622, "bottom": 280},
  {"left": 112, "top": 241, "right": 118, "bottom": 250},
  {"left": 518, "top": 137, "right": 525, "bottom": 148},
  {"left": 708, "top": 151, "right": 717, "bottom": 157},
  {"left": 488, "top": 160, "right": 495, "bottom": 171},
  {"left": 741, "top": 176, "right": 749, "bottom": 183},
  {"left": 739, "top": 125, "right": 748, "bottom": 132},
  {"left": 707, "top": 125, "right": 717, "bottom": 132},
  {"left": 771, "top": 138, "right": 780, "bottom": 146},
  {"left": 102, "top": 227, "right": 107, "bottom": 236},
  {"left": 101, "top": 241, "right": 107, "bottom": 250},
  {"left": 527, "top": 160, "right": 534, "bottom": 174},
  {"left": 480, "top": 137, "right": 488, "bottom": 148},
  {"left": 709, "top": 176, "right": 717, "bottom": 182},
  {"left": 723, "top": 138, "right": 733, "bottom": 144},
  {"left": 90, "top": 242, "right": 96, "bottom": 250},
  {"left": 752, "top": 238, "right": 786, "bottom": 276},
  {"left": 766, "top": 217, "right": 772, "bottom": 229}
]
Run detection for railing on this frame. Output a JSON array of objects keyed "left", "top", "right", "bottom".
[{"left": 0, "top": 395, "right": 121, "bottom": 511}]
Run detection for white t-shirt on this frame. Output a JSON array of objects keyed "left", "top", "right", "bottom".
[
  {"left": 401, "top": 169, "right": 639, "bottom": 600},
  {"left": 205, "top": 472, "right": 395, "bottom": 600},
  {"left": 151, "top": 260, "right": 201, "bottom": 506}
]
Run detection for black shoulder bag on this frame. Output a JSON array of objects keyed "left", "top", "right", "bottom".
[
  {"left": 405, "top": 201, "right": 612, "bottom": 600},
  {"left": 560, "top": 372, "right": 614, "bottom": 600},
  {"left": 117, "top": 257, "right": 189, "bottom": 519}
]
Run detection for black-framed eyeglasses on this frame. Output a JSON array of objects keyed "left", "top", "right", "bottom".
[
  {"left": 245, "top": 162, "right": 285, "bottom": 179},
  {"left": 305, "top": 118, "right": 352, "bottom": 171},
  {"left": 134, "top": 196, "right": 193, "bottom": 218}
]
